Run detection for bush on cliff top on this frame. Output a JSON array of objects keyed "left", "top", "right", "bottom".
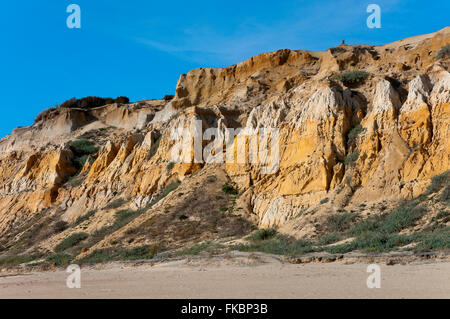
[{"left": 60, "top": 96, "right": 130, "bottom": 109}]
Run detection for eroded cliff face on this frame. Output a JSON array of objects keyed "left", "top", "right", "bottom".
[{"left": 0, "top": 28, "right": 449, "bottom": 256}]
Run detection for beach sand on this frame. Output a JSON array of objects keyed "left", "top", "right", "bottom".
[{"left": 1, "top": 253, "right": 449, "bottom": 299}]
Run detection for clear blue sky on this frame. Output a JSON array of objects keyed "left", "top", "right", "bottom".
[{"left": 1, "top": 0, "right": 448, "bottom": 138}]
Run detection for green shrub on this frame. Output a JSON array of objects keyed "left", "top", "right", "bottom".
[
  {"left": 320, "top": 196, "right": 446, "bottom": 254},
  {"left": 344, "top": 151, "right": 359, "bottom": 167},
  {"left": 178, "top": 214, "right": 189, "bottom": 221},
  {"left": 348, "top": 214, "right": 385, "bottom": 236},
  {"left": 53, "top": 221, "right": 68, "bottom": 233},
  {"left": 45, "top": 253, "right": 73, "bottom": 266},
  {"left": 353, "top": 232, "right": 416, "bottom": 252},
  {"left": 123, "top": 245, "right": 157, "bottom": 260},
  {"left": 60, "top": 97, "right": 77, "bottom": 108},
  {"left": 115, "top": 96, "right": 130, "bottom": 104},
  {"left": 69, "top": 140, "right": 98, "bottom": 170},
  {"left": 166, "top": 162, "right": 175, "bottom": 171},
  {"left": 78, "top": 130, "right": 97, "bottom": 140},
  {"left": 70, "top": 140, "right": 98, "bottom": 156},
  {"left": 78, "top": 245, "right": 156, "bottom": 264},
  {"left": 72, "top": 155, "right": 89, "bottom": 169},
  {"left": 318, "top": 232, "right": 343, "bottom": 245},
  {"left": 324, "top": 242, "right": 355, "bottom": 254},
  {"left": 222, "top": 184, "right": 238, "bottom": 195},
  {"left": 332, "top": 71, "right": 369, "bottom": 85},
  {"left": 344, "top": 176, "right": 352, "bottom": 187},
  {"left": 60, "top": 96, "right": 130, "bottom": 109},
  {"left": 78, "top": 248, "right": 115, "bottom": 264},
  {"left": 347, "top": 125, "right": 363, "bottom": 144},
  {"left": 415, "top": 227, "right": 450, "bottom": 251},
  {"left": 55, "top": 232, "right": 88, "bottom": 252},
  {"left": 348, "top": 204, "right": 424, "bottom": 236},
  {"left": 326, "top": 212, "right": 357, "bottom": 232},
  {"left": 248, "top": 228, "right": 277, "bottom": 241},
  {"left": 237, "top": 234, "right": 314, "bottom": 255},
  {"left": 0, "top": 254, "right": 43, "bottom": 267},
  {"left": 320, "top": 198, "right": 329, "bottom": 204},
  {"left": 378, "top": 206, "right": 424, "bottom": 233},
  {"left": 436, "top": 44, "right": 450, "bottom": 59},
  {"left": 436, "top": 210, "right": 450, "bottom": 221},
  {"left": 325, "top": 233, "right": 417, "bottom": 254}
]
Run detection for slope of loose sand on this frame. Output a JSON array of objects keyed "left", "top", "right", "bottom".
[{"left": 1, "top": 253, "right": 449, "bottom": 299}]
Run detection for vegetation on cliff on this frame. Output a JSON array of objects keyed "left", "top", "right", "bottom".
[{"left": 60, "top": 96, "right": 130, "bottom": 109}]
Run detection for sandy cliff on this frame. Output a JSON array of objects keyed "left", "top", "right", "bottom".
[{"left": 0, "top": 28, "right": 448, "bottom": 261}]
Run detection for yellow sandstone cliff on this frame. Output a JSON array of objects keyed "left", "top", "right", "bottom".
[{"left": 0, "top": 28, "right": 448, "bottom": 258}]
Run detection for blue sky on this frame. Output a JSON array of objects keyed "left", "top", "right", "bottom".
[{"left": 1, "top": 0, "right": 448, "bottom": 138}]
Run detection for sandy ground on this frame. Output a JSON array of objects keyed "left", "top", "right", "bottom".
[{"left": 1, "top": 253, "right": 449, "bottom": 299}]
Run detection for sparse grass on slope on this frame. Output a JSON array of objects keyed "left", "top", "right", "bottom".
[
  {"left": 425, "top": 171, "right": 449, "bottom": 194},
  {"left": 235, "top": 174, "right": 449, "bottom": 256},
  {"left": 76, "top": 182, "right": 181, "bottom": 253},
  {"left": 171, "top": 241, "right": 224, "bottom": 257},
  {"left": 71, "top": 210, "right": 97, "bottom": 227},
  {"left": 105, "top": 198, "right": 127, "bottom": 210},
  {"left": 16, "top": 173, "right": 446, "bottom": 267},
  {"left": 54, "top": 232, "right": 88, "bottom": 252}
]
